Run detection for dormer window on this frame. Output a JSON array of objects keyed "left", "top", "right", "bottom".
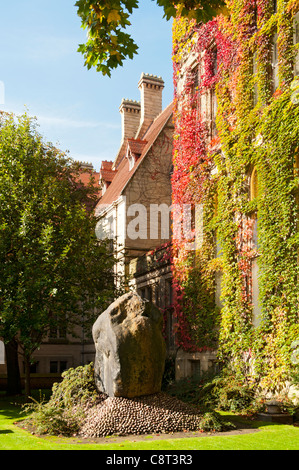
[
  {"left": 128, "top": 152, "right": 135, "bottom": 170},
  {"left": 126, "top": 138, "right": 147, "bottom": 171},
  {"left": 125, "top": 147, "right": 136, "bottom": 170},
  {"left": 98, "top": 160, "right": 116, "bottom": 195},
  {"left": 101, "top": 180, "right": 111, "bottom": 194}
]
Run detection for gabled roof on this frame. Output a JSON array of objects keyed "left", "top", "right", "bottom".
[
  {"left": 74, "top": 163, "right": 100, "bottom": 189},
  {"left": 72, "top": 164, "right": 101, "bottom": 211},
  {"left": 127, "top": 138, "right": 147, "bottom": 157},
  {"left": 95, "top": 101, "right": 173, "bottom": 211},
  {"left": 100, "top": 160, "right": 117, "bottom": 183},
  {"left": 100, "top": 168, "right": 115, "bottom": 182},
  {"left": 101, "top": 160, "right": 113, "bottom": 170}
]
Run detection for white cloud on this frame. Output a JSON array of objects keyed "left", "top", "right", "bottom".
[
  {"left": 0, "top": 104, "right": 120, "bottom": 131},
  {"left": 37, "top": 114, "right": 120, "bottom": 130}
]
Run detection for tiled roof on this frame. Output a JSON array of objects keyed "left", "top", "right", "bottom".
[
  {"left": 101, "top": 160, "right": 113, "bottom": 170},
  {"left": 95, "top": 101, "right": 173, "bottom": 211},
  {"left": 99, "top": 160, "right": 117, "bottom": 183},
  {"left": 100, "top": 168, "right": 116, "bottom": 182},
  {"left": 127, "top": 138, "right": 147, "bottom": 157},
  {"left": 72, "top": 165, "right": 101, "bottom": 211},
  {"left": 75, "top": 167, "right": 100, "bottom": 188}
]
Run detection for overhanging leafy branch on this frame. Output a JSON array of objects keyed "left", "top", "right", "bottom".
[{"left": 75, "top": 0, "right": 227, "bottom": 75}]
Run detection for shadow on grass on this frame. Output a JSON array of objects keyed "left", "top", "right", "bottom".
[
  {"left": 0, "top": 403, "right": 25, "bottom": 422},
  {"left": 221, "top": 412, "right": 294, "bottom": 430},
  {"left": 0, "top": 394, "right": 29, "bottom": 422},
  {"left": 0, "top": 389, "right": 51, "bottom": 418}
]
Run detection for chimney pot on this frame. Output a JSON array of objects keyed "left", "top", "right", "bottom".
[
  {"left": 136, "top": 73, "right": 165, "bottom": 139},
  {"left": 119, "top": 99, "right": 141, "bottom": 143}
]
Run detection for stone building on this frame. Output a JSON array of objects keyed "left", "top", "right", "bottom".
[
  {"left": 171, "top": 4, "right": 299, "bottom": 394},
  {"left": 129, "top": 242, "right": 174, "bottom": 353},
  {"left": 0, "top": 73, "right": 175, "bottom": 388},
  {"left": 95, "top": 73, "right": 174, "bottom": 334}
]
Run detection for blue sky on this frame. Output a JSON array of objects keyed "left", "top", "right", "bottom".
[{"left": 0, "top": 0, "right": 173, "bottom": 171}]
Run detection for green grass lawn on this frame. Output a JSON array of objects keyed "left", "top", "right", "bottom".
[{"left": 1, "top": 395, "right": 299, "bottom": 450}]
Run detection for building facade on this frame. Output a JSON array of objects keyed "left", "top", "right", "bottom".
[
  {"left": 95, "top": 73, "right": 174, "bottom": 298},
  {"left": 171, "top": 1, "right": 299, "bottom": 394},
  {"left": 0, "top": 73, "right": 175, "bottom": 388},
  {"left": 129, "top": 242, "right": 174, "bottom": 353}
]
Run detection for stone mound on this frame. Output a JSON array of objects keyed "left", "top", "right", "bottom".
[{"left": 79, "top": 392, "right": 203, "bottom": 438}]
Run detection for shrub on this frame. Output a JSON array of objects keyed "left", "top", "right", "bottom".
[
  {"left": 166, "top": 376, "right": 204, "bottom": 406},
  {"left": 202, "top": 375, "right": 256, "bottom": 412},
  {"left": 23, "top": 363, "right": 100, "bottom": 436},
  {"left": 199, "top": 411, "right": 235, "bottom": 432},
  {"left": 165, "top": 368, "right": 260, "bottom": 415},
  {"left": 50, "top": 362, "right": 99, "bottom": 408}
]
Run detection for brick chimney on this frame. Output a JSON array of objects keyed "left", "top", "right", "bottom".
[
  {"left": 119, "top": 99, "right": 141, "bottom": 143},
  {"left": 135, "top": 73, "right": 165, "bottom": 139},
  {"left": 113, "top": 74, "right": 164, "bottom": 169},
  {"left": 113, "top": 99, "right": 141, "bottom": 169}
]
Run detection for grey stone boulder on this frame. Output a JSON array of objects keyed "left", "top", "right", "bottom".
[{"left": 92, "top": 291, "right": 166, "bottom": 398}]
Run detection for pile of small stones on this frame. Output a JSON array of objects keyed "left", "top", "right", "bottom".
[{"left": 79, "top": 392, "right": 203, "bottom": 438}]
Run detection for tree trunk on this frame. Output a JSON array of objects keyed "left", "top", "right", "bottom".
[
  {"left": 24, "top": 354, "right": 31, "bottom": 400},
  {"left": 5, "top": 338, "right": 22, "bottom": 396}
]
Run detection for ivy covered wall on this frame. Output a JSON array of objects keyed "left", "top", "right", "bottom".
[{"left": 172, "top": 0, "right": 299, "bottom": 392}]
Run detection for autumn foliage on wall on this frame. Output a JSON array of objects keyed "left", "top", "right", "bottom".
[
  {"left": 171, "top": 16, "right": 221, "bottom": 354},
  {"left": 172, "top": 0, "right": 299, "bottom": 391}
]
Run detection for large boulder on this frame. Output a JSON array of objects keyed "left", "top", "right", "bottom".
[{"left": 92, "top": 291, "right": 166, "bottom": 398}]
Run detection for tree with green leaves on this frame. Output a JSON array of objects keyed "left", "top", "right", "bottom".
[
  {"left": 75, "top": 0, "right": 227, "bottom": 76},
  {"left": 0, "top": 112, "right": 116, "bottom": 397}
]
